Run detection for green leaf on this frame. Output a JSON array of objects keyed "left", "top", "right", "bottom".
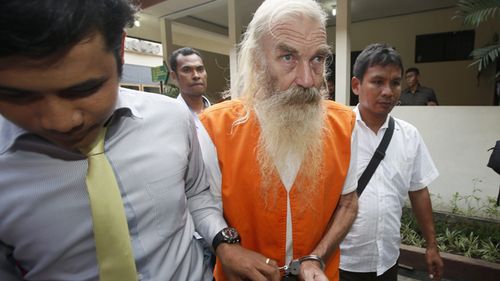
[
  {"left": 468, "top": 44, "right": 500, "bottom": 73},
  {"left": 454, "top": 0, "right": 500, "bottom": 27}
]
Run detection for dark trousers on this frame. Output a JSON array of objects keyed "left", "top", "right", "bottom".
[{"left": 339, "top": 263, "right": 398, "bottom": 281}]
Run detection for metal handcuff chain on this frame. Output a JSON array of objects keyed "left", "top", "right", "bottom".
[{"left": 278, "top": 254, "right": 325, "bottom": 277}]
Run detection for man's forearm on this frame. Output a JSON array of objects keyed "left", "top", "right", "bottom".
[
  {"left": 311, "top": 191, "right": 358, "bottom": 261},
  {"left": 409, "top": 187, "right": 437, "bottom": 247}
]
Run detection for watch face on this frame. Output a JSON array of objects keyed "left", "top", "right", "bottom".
[{"left": 222, "top": 227, "right": 240, "bottom": 242}]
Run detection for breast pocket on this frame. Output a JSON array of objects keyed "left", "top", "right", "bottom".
[
  {"left": 387, "top": 159, "right": 413, "bottom": 193},
  {"left": 146, "top": 166, "right": 187, "bottom": 237}
]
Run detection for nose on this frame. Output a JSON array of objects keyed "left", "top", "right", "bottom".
[
  {"left": 295, "top": 60, "right": 315, "bottom": 88},
  {"left": 192, "top": 70, "right": 201, "bottom": 80},
  {"left": 39, "top": 96, "right": 84, "bottom": 134},
  {"left": 380, "top": 83, "right": 394, "bottom": 97}
]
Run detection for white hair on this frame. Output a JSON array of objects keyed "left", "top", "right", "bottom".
[{"left": 231, "top": 0, "right": 328, "bottom": 102}]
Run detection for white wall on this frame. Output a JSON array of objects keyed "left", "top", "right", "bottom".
[{"left": 391, "top": 106, "right": 500, "bottom": 215}]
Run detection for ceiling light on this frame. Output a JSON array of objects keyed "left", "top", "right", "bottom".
[
  {"left": 134, "top": 20, "right": 141, "bottom": 27},
  {"left": 332, "top": 8, "right": 336, "bottom": 16}
]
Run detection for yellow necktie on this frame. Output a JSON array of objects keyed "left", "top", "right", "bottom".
[{"left": 82, "top": 127, "right": 138, "bottom": 281}]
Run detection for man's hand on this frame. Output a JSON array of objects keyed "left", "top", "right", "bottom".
[
  {"left": 409, "top": 188, "right": 443, "bottom": 281},
  {"left": 425, "top": 246, "right": 443, "bottom": 281},
  {"left": 216, "top": 243, "right": 280, "bottom": 281},
  {"left": 299, "top": 260, "right": 328, "bottom": 281}
]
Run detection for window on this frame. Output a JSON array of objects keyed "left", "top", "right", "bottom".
[
  {"left": 143, "top": 85, "right": 161, "bottom": 94},
  {"left": 415, "top": 30, "right": 475, "bottom": 63},
  {"left": 120, "top": 83, "right": 141, "bottom": 91}
]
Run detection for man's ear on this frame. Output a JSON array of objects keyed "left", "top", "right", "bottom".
[
  {"left": 120, "top": 31, "right": 126, "bottom": 65},
  {"left": 170, "top": 71, "right": 178, "bottom": 86},
  {"left": 352, "top": 76, "right": 361, "bottom": 96}
]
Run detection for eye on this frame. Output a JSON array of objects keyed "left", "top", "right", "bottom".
[
  {"left": 312, "top": 55, "right": 325, "bottom": 64},
  {"left": 282, "top": 54, "right": 293, "bottom": 62},
  {"left": 0, "top": 92, "right": 41, "bottom": 104},
  {"left": 61, "top": 81, "right": 106, "bottom": 99},
  {"left": 391, "top": 80, "right": 401, "bottom": 87}
]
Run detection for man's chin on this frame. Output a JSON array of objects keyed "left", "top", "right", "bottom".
[{"left": 43, "top": 128, "right": 100, "bottom": 152}]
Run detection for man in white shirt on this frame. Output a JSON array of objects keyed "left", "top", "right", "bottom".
[
  {"left": 169, "top": 46, "right": 221, "bottom": 270},
  {"left": 340, "top": 43, "right": 444, "bottom": 281},
  {"left": 169, "top": 47, "right": 221, "bottom": 203}
]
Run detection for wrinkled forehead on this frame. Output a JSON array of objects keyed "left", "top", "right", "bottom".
[
  {"left": 270, "top": 16, "right": 326, "bottom": 45},
  {"left": 266, "top": 16, "right": 328, "bottom": 53}
]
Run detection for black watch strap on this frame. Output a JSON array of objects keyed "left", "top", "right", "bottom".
[{"left": 212, "top": 227, "right": 240, "bottom": 251}]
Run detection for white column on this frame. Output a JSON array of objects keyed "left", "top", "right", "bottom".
[
  {"left": 160, "top": 18, "right": 174, "bottom": 68},
  {"left": 335, "top": 0, "right": 351, "bottom": 105},
  {"left": 227, "top": 0, "right": 243, "bottom": 93}
]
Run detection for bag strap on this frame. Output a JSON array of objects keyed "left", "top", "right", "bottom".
[{"left": 357, "top": 116, "right": 395, "bottom": 197}]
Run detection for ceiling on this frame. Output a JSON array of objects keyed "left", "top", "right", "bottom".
[{"left": 140, "top": 0, "right": 459, "bottom": 35}]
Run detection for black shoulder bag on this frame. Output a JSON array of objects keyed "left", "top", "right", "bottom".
[
  {"left": 487, "top": 140, "right": 500, "bottom": 175},
  {"left": 357, "top": 116, "right": 395, "bottom": 197}
]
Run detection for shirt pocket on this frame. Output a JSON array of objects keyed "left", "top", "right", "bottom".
[
  {"left": 387, "top": 159, "right": 412, "bottom": 194},
  {"left": 146, "top": 166, "right": 187, "bottom": 237}
]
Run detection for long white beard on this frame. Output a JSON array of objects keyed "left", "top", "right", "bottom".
[{"left": 254, "top": 84, "right": 326, "bottom": 208}]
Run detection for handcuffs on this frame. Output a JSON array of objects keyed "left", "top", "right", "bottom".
[{"left": 278, "top": 255, "right": 325, "bottom": 279}]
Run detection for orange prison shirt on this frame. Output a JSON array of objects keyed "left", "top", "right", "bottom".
[{"left": 199, "top": 99, "right": 355, "bottom": 281}]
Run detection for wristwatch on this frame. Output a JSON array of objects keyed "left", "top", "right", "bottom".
[{"left": 212, "top": 227, "right": 241, "bottom": 251}]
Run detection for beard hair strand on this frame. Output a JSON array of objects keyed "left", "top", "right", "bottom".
[{"left": 254, "top": 82, "right": 327, "bottom": 210}]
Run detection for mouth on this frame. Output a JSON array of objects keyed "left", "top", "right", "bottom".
[
  {"left": 378, "top": 100, "right": 395, "bottom": 107},
  {"left": 47, "top": 124, "right": 98, "bottom": 148}
]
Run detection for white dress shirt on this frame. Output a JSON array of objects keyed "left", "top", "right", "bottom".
[
  {"left": 176, "top": 94, "right": 222, "bottom": 202},
  {"left": 340, "top": 106, "right": 439, "bottom": 275},
  {"left": 0, "top": 88, "right": 226, "bottom": 281}
]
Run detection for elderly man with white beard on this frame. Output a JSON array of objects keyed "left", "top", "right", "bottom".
[{"left": 199, "top": 1, "right": 359, "bottom": 281}]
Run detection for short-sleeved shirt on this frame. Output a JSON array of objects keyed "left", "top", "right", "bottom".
[{"left": 340, "top": 106, "right": 439, "bottom": 275}]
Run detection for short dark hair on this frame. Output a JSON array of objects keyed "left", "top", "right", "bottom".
[
  {"left": 405, "top": 67, "right": 420, "bottom": 75},
  {"left": 353, "top": 43, "right": 403, "bottom": 82},
  {"left": 0, "top": 0, "right": 136, "bottom": 76},
  {"left": 169, "top": 47, "right": 203, "bottom": 73}
]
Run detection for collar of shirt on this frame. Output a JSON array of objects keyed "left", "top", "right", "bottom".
[
  {"left": 353, "top": 105, "right": 391, "bottom": 135},
  {"left": 0, "top": 87, "right": 142, "bottom": 154},
  {"left": 202, "top": 96, "right": 211, "bottom": 108},
  {"left": 403, "top": 83, "right": 422, "bottom": 94},
  {"left": 176, "top": 93, "right": 211, "bottom": 114}
]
